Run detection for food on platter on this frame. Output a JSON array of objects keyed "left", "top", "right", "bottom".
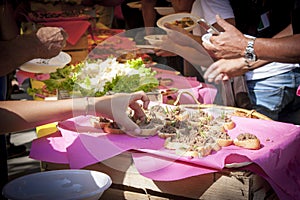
[
  {"left": 103, "top": 122, "right": 125, "bottom": 134},
  {"left": 215, "top": 131, "right": 233, "bottom": 147},
  {"left": 91, "top": 103, "right": 263, "bottom": 157},
  {"left": 133, "top": 116, "right": 162, "bottom": 137},
  {"left": 160, "top": 88, "right": 178, "bottom": 96},
  {"left": 90, "top": 116, "right": 111, "bottom": 129},
  {"left": 231, "top": 110, "right": 259, "bottom": 119},
  {"left": 116, "top": 52, "right": 153, "bottom": 64},
  {"left": 233, "top": 133, "right": 261, "bottom": 150},
  {"left": 219, "top": 114, "right": 236, "bottom": 130},
  {"left": 170, "top": 17, "right": 195, "bottom": 29},
  {"left": 148, "top": 104, "right": 264, "bottom": 158},
  {"left": 158, "top": 78, "right": 173, "bottom": 86}
]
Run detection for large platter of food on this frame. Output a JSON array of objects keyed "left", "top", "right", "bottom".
[{"left": 91, "top": 102, "right": 270, "bottom": 161}]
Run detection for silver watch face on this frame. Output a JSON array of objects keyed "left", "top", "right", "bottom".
[{"left": 245, "top": 52, "right": 256, "bottom": 61}]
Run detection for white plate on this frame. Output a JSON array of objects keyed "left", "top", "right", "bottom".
[
  {"left": 225, "top": 162, "right": 253, "bottom": 168},
  {"left": 20, "top": 51, "right": 71, "bottom": 74},
  {"left": 157, "top": 13, "right": 200, "bottom": 32},
  {"left": 154, "top": 7, "right": 175, "bottom": 15},
  {"left": 2, "top": 169, "right": 112, "bottom": 200},
  {"left": 127, "top": 1, "right": 141, "bottom": 9},
  {"left": 144, "top": 34, "right": 166, "bottom": 45}
]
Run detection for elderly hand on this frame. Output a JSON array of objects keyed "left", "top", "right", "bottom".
[
  {"left": 203, "top": 57, "right": 250, "bottom": 83},
  {"left": 202, "top": 15, "right": 249, "bottom": 59},
  {"left": 35, "top": 27, "right": 68, "bottom": 58},
  {"left": 94, "top": 91, "right": 150, "bottom": 136}
]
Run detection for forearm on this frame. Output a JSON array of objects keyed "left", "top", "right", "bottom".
[
  {"left": 0, "top": 99, "right": 82, "bottom": 134},
  {"left": 141, "top": 0, "right": 157, "bottom": 27},
  {"left": 254, "top": 35, "right": 300, "bottom": 63},
  {"left": 0, "top": 34, "right": 39, "bottom": 76}
]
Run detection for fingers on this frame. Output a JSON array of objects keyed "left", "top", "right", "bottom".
[
  {"left": 203, "top": 61, "right": 220, "bottom": 81},
  {"left": 204, "top": 60, "right": 229, "bottom": 84},
  {"left": 215, "top": 14, "right": 234, "bottom": 32},
  {"left": 118, "top": 91, "right": 150, "bottom": 137},
  {"left": 130, "top": 91, "right": 150, "bottom": 110}
]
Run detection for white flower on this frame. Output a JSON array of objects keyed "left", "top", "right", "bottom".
[{"left": 74, "top": 57, "right": 156, "bottom": 95}]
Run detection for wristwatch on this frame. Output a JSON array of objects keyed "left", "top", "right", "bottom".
[{"left": 244, "top": 37, "right": 257, "bottom": 62}]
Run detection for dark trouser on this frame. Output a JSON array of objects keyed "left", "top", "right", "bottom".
[{"left": 0, "top": 76, "right": 8, "bottom": 198}]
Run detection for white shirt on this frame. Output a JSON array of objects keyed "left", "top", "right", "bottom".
[
  {"left": 191, "top": 0, "right": 299, "bottom": 80},
  {"left": 191, "top": 0, "right": 234, "bottom": 36}
]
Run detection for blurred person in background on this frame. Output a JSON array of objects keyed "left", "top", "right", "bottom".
[{"left": 201, "top": 0, "right": 300, "bottom": 124}]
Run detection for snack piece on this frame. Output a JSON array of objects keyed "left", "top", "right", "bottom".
[
  {"left": 103, "top": 122, "right": 125, "bottom": 134},
  {"left": 216, "top": 131, "right": 233, "bottom": 147},
  {"left": 231, "top": 110, "right": 259, "bottom": 119},
  {"left": 233, "top": 133, "right": 261, "bottom": 150},
  {"left": 159, "top": 78, "right": 173, "bottom": 86},
  {"left": 158, "top": 124, "right": 177, "bottom": 139},
  {"left": 223, "top": 120, "right": 236, "bottom": 130},
  {"left": 135, "top": 117, "right": 160, "bottom": 137},
  {"left": 90, "top": 116, "right": 111, "bottom": 129}
]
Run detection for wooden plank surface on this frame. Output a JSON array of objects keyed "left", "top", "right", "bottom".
[{"left": 41, "top": 152, "right": 278, "bottom": 200}]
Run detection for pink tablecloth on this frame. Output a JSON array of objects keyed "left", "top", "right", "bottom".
[{"left": 30, "top": 115, "right": 300, "bottom": 200}]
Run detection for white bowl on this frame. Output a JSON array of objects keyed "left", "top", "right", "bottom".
[
  {"left": 2, "top": 170, "right": 112, "bottom": 200},
  {"left": 201, "top": 33, "right": 213, "bottom": 45},
  {"left": 144, "top": 34, "right": 165, "bottom": 45},
  {"left": 157, "top": 13, "right": 200, "bottom": 32},
  {"left": 154, "top": 7, "right": 175, "bottom": 15}
]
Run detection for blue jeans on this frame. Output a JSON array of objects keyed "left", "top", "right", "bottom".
[{"left": 247, "top": 68, "right": 300, "bottom": 123}]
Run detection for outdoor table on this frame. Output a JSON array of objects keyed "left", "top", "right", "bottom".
[{"left": 30, "top": 106, "right": 300, "bottom": 200}]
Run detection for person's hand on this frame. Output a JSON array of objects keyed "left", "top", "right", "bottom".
[
  {"left": 202, "top": 15, "right": 249, "bottom": 59},
  {"left": 95, "top": 91, "right": 150, "bottom": 136},
  {"left": 153, "top": 23, "right": 214, "bottom": 68},
  {"left": 203, "top": 57, "right": 249, "bottom": 83},
  {"left": 35, "top": 27, "right": 68, "bottom": 58},
  {"left": 154, "top": 48, "right": 177, "bottom": 57}
]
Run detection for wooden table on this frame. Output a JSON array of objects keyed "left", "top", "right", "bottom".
[{"left": 41, "top": 152, "right": 278, "bottom": 200}]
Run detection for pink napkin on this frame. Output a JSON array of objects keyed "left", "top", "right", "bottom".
[
  {"left": 30, "top": 131, "right": 69, "bottom": 164},
  {"left": 297, "top": 85, "right": 300, "bottom": 96},
  {"left": 156, "top": 73, "right": 217, "bottom": 104},
  {"left": 42, "top": 20, "right": 91, "bottom": 45},
  {"left": 16, "top": 70, "right": 50, "bottom": 84}
]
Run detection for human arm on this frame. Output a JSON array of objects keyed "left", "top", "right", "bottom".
[
  {"left": 204, "top": 15, "right": 300, "bottom": 63},
  {"left": 202, "top": 17, "right": 297, "bottom": 82},
  {"left": 0, "top": 27, "right": 67, "bottom": 76},
  {"left": 141, "top": 0, "right": 157, "bottom": 27},
  {"left": 0, "top": 91, "right": 150, "bottom": 136},
  {"left": 171, "top": 0, "right": 194, "bottom": 12}
]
